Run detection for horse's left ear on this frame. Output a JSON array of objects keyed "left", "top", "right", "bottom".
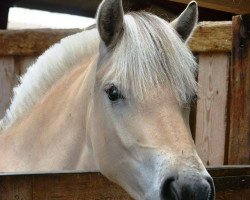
[
  {"left": 171, "top": 1, "right": 198, "bottom": 41},
  {"left": 96, "top": 0, "right": 124, "bottom": 47}
]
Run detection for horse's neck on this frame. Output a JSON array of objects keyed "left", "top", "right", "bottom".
[
  {"left": 0, "top": 62, "right": 98, "bottom": 172},
  {"left": 0, "top": 28, "right": 99, "bottom": 130}
]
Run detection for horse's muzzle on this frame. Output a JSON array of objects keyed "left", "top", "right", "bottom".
[{"left": 160, "top": 174, "right": 215, "bottom": 200}]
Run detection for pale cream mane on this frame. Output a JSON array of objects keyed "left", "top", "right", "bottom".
[{"left": 0, "top": 27, "right": 100, "bottom": 130}]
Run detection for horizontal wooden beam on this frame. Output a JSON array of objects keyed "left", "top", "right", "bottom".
[
  {"left": 0, "top": 166, "right": 249, "bottom": 200},
  {"left": 0, "top": 29, "right": 81, "bottom": 56},
  {"left": 188, "top": 21, "right": 232, "bottom": 53},
  {"left": 0, "top": 21, "right": 231, "bottom": 56},
  {"left": 167, "top": 0, "right": 250, "bottom": 14}
]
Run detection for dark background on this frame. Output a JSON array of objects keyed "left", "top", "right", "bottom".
[{"left": 0, "top": 0, "right": 239, "bottom": 29}]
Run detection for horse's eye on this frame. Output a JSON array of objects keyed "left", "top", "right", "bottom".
[{"left": 105, "top": 85, "right": 124, "bottom": 102}]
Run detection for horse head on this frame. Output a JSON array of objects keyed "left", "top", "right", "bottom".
[{"left": 88, "top": 0, "right": 215, "bottom": 199}]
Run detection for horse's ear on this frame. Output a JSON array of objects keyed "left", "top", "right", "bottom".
[
  {"left": 171, "top": 1, "right": 198, "bottom": 41},
  {"left": 96, "top": 0, "right": 124, "bottom": 47}
]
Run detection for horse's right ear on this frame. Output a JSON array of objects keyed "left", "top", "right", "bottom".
[
  {"left": 171, "top": 1, "right": 198, "bottom": 42},
  {"left": 96, "top": 0, "right": 124, "bottom": 47}
]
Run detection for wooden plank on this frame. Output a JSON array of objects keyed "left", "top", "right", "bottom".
[
  {"left": 0, "top": 166, "right": 249, "bottom": 200},
  {"left": 188, "top": 22, "right": 232, "bottom": 53},
  {"left": 0, "top": 29, "right": 80, "bottom": 56},
  {"left": 0, "top": 22, "right": 232, "bottom": 56},
  {"left": 226, "top": 15, "right": 250, "bottom": 165},
  {"left": 211, "top": 166, "right": 250, "bottom": 200},
  {"left": 0, "top": 173, "right": 132, "bottom": 200},
  {"left": 15, "top": 56, "right": 37, "bottom": 75},
  {"left": 216, "top": 189, "right": 250, "bottom": 200},
  {"left": 166, "top": 0, "right": 250, "bottom": 14},
  {"left": 209, "top": 165, "right": 250, "bottom": 177},
  {"left": 195, "top": 53, "right": 230, "bottom": 166},
  {"left": 0, "top": 175, "right": 33, "bottom": 200},
  {"left": 0, "top": 57, "right": 17, "bottom": 119}
]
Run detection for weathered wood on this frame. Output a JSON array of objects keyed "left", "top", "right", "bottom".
[
  {"left": 195, "top": 53, "right": 230, "bottom": 166},
  {"left": 216, "top": 189, "right": 250, "bottom": 200},
  {"left": 0, "top": 22, "right": 232, "bottom": 56},
  {"left": 188, "top": 22, "right": 232, "bottom": 53},
  {"left": 15, "top": 56, "right": 37, "bottom": 75},
  {"left": 226, "top": 15, "right": 250, "bottom": 165},
  {"left": 0, "top": 29, "right": 80, "bottom": 56},
  {"left": 0, "top": 173, "right": 132, "bottom": 200},
  {"left": 211, "top": 166, "right": 250, "bottom": 200},
  {"left": 166, "top": 0, "right": 250, "bottom": 14},
  {"left": 0, "top": 57, "right": 17, "bottom": 118},
  {"left": 209, "top": 165, "right": 250, "bottom": 177},
  {"left": 0, "top": 166, "right": 249, "bottom": 200}
]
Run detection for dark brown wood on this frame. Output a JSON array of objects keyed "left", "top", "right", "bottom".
[
  {"left": 209, "top": 165, "right": 250, "bottom": 177},
  {"left": 166, "top": 0, "right": 250, "bottom": 14},
  {"left": 14, "top": 0, "right": 235, "bottom": 21},
  {"left": 0, "top": 172, "right": 132, "bottom": 200},
  {"left": 226, "top": 15, "right": 250, "bottom": 165},
  {"left": 0, "top": 166, "right": 249, "bottom": 200},
  {"left": 211, "top": 166, "right": 250, "bottom": 200}
]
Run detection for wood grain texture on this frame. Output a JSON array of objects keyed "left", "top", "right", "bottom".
[
  {"left": 0, "top": 22, "right": 232, "bottom": 56},
  {"left": 0, "top": 166, "right": 249, "bottom": 200},
  {"left": 216, "top": 189, "right": 250, "bottom": 200},
  {"left": 0, "top": 29, "right": 80, "bottom": 56},
  {"left": 227, "top": 15, "right": 250, "bottom": 165},
  {"left": 0, "top": 173, "right": 133, "bottom": 200},
  {"left": 188, "top": 22, "right": 232, "bottom": 53},
  {"left": 15, "top": 56, "right": 37, "bottom": 75},
  {"left": 166, "top": 0, "right": 250, "bottom": 14},
  {"left": 195, "top": 53, "right": 230, "bottom": 166},
  {"left": 0, "top": 57, "right": 17, "bottom": 119}
]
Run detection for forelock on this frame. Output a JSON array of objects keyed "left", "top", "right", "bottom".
[{"left": 100, "top": 12, "right": 197, "bottom": 104}]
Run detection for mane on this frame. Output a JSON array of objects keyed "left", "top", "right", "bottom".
[
  {"left": 101, "top": 12, "right": 197, "bottom": 103},
  {"left": 0, "top": 27, "right": 99, "bottom": 130}
]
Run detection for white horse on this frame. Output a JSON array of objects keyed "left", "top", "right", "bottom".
[{"left": 0, "top": 0, "right": 215, "bottom": 199}]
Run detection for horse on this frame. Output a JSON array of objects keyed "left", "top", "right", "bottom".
[{"left": 0, "top": 0, "right": 215, "bottom": 199}]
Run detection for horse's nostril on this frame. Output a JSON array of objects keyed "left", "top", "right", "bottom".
[{"left": 160, "top": 176, "right": 177, "bottom": 200}]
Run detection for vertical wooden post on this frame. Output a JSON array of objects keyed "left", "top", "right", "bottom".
[
  {"left": 195, "top": 53, "right": 229, "bottom": 166},
  {"left": 226, "top": 15, "right": 250, "bottom": 164},
  {"left": 0, "top": 57, "right": 17, "bottom": 118}
]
